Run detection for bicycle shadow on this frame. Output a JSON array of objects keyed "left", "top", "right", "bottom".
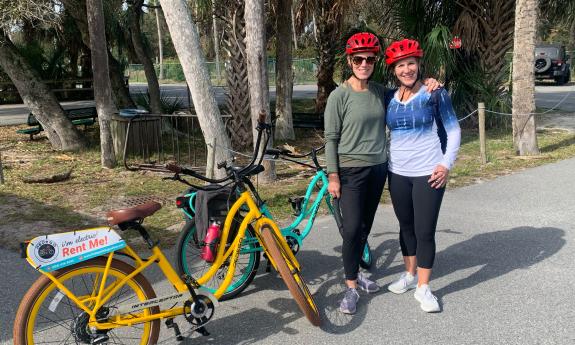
[{"left": 173, "top": 298, "right": 305, "bottom": 344}]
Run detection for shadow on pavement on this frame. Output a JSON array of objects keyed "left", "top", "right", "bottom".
[{"left": 432, "top": 226, "right": 565, "bottom": 298}]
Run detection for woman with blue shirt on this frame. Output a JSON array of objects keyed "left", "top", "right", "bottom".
[{"left": 384, "top": 39, "right": 461, "bottom": 313}]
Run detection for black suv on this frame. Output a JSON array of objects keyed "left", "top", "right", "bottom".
[{"left": 534, "top": 44, "right": 571, "bottom": 85}]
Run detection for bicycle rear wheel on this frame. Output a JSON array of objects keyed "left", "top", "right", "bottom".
[
  {"left": 260, "top": 225, "right": 321, "bottom": 326},
  {"left": 175, "top": 220, "right": 260, "bottom": 301},
  {"left": 13, "top": 257, "right": 160, "bottom": 345},
  {"left": 360, "top": 242, "right": 373, "bottom": 269}
]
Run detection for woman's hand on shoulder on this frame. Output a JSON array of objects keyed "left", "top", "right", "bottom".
[
  {"left": 422, "top": 78, "right": 443, "bottom": 92},
  {"left": 428, "top": 164, "right": 449, "bottom": 189}
]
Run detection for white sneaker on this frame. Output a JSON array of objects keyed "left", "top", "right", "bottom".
[
  {"left": 388, "top": 272, "right": 418, "bottom": 294},
  {"left": 414, "top": 284, "right": 440, "bottom": 313}
]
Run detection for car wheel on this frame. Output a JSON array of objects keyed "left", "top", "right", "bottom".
[{"left": 535, "top": 56, "right": 552, "bottom": 73}]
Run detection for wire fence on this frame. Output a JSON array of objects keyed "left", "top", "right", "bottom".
[{"left": 127, "top": 58, "right": 318, "bottom": 86}]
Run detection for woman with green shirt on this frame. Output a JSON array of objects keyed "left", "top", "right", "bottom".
[{"left": 325, "top": 32, "right": 439, "bottom": 314}]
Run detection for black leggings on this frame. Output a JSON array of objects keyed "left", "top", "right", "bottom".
[
  {"left": 339, "top": 163, "right": 387, "bottom": 280},
  {"left": 388, "top": 172, "right": 445, "bottom": 269}
]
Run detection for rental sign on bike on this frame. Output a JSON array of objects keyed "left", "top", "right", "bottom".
[{"left": 25, "top": 228, "right": 126, "bottom": 272}]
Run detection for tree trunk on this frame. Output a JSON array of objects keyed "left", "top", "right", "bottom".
[
  {"left": 129, "top": 1, "right": 162, "bottom": 114},
  {"left": 155, "top": 0, "right": 164, "bottom": 80},
  {"left": 212, "top": 2, "right": 221, "bottom": 82},
  {"left": 61, "top": 0, "right": 135, "bottom": 109},
  {"left": 313, "top": 8, "right": 339, "bottom": 113},
  {"left": 512, "top": 0, "right": 539, "bottom": 155},
  {"left": 0, "top": 33, "right": 85, "bottom": 151},
  {"left": 274, "top": 0, "right": 295, "bottom": 140},
  {"left": 159, "top": 0, "right": 232, "bottom": 178},
  {"left": 86, "top": 0, "right": 117, "bottom": 168},
  {"left": 222, "top": 0, "right": 252, "bottom": 149},
  {"left": 245, "top": 0, "right": 276, "bottom": 182}
]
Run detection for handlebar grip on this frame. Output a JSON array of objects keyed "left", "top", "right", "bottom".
[
  {"left": 165, "top": 162, "right": 182, "bottom": 173},
  {"left": 265, "top": 148, "right": 281, "bottom": 156},
  {"left": 257, "top": 110, "right": 267, "bottom": 125}
]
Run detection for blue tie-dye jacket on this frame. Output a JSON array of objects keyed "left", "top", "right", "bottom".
[{"left": 385, "top": 87, "right": 461, "bottom": 177}]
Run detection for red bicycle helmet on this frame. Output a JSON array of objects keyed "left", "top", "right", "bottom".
[
  {"left": 346, "top": 32, "right": 380, "bottom": 55},
  {"left": 385, "top": 39, "right": 424, "bottom": 65}
]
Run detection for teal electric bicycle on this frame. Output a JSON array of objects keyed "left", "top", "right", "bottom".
[{"left": 172, "top": 145, "right": 373, "bottom": 300}]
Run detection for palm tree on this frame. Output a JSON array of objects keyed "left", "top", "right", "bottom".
[
  {"left": 86, "top": 0, "right": 117, "bottom": 167},
  {"left": 159, "top": 0, "right": 233, "bottom": 178},
  {"left": 220, "top": 0, "right": 253, "bottom": 149},
  {"left": 511, "top": 0, "right": 539, "bottom": 155},
  {"left": 274, "top": 0, "right": 295, "bottom": 140},
  {"left": 296, "top": 0, "right": 354, "bottom": 113}
]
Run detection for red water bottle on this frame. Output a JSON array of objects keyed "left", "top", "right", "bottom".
[{"left": 201, "top": 219, "right": 221, "bottom": 262}]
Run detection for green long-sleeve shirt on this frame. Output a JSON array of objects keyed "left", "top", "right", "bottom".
[{"left": 324, "top": 81, "right": 387, "bottom": 174}]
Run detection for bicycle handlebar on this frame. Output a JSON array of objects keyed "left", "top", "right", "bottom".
[{"left": 264, "top": 144, "right": 325, "bottom": 170}]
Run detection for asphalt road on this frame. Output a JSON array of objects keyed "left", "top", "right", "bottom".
[
  {"left": 1, "top": 83, "right": 573, "bottom": 126},
  {"left": 1, "top": 157, "right": 574, "bottom": 344}
]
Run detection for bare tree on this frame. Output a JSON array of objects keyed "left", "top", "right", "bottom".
[
  {"left": 86, "top": 0, "right": 117, "bottom": 167},
  {"left": 159, "top": 0, "right": 232, "bottom": 177},
  {"left": 0, "top": 2, "right": 86, "bottom": 151},
  {"left": 511, "top": 0, "right": 539, "bottom": 155},
  {"left": 275, "top": 0, "right": 295, "bottom": 140},
  {"left": 127, "top": 0, "right": 162, "bottom": 114},
  {"left": 245, "top": 0, "right": 276, "bottom": 181},
  {"left": 61, "top": 0, "right": 135, "bottom": 109}
]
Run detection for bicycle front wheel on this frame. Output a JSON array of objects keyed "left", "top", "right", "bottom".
[
  {"left": 175, "top": 220, "right": 260, "bottom": 301},
  {"left": 13, "top": 257, "right": 160, "bottom": 345},
  {"left": 260, "top": 225, "right": 321, "bottom": 326}
]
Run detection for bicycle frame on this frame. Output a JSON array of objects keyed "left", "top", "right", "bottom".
[
  {"left": 197, "top": 189, "right": 300, "bottom": 299},
  {"left": 30, "top": 241, "right": 204, "bottom": 330},
  {"left": 181, "top": 169, "right": 333, "bottom": 253},
  {"left": 261, "top": 169, "right": 333, "bottom": 248}
]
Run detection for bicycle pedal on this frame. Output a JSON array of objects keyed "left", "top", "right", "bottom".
[
  {"left": 90, "top": 334, "right": 109, "bottom": 345},
  {"left": 166, "top": 319, "right": 184, "bottom": 341}
]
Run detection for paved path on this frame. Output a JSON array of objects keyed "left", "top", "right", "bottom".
[{"left": 1, "top": 157, "right": 574, "bottom": 344}]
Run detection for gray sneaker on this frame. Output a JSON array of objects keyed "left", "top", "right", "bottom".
[
  {"left": 357, "top": 272, "right": 380, "bottom": 293},
  {"left": 339, "top": 288, "right": 360, "bottom": 314}
]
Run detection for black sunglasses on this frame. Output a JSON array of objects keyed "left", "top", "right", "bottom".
[{"left": 351, "top": 56, "right": 378, "bottom": 66}]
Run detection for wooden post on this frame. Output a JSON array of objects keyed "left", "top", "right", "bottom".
[
  {"left": 206, "top": 137, "right": 216, "bottom": 179},
  {"left": 478, "top": 102, "right": 487, "bottom": 165},
  {"left": 0, "top": 149, "right": 4, "bottom": 184}
]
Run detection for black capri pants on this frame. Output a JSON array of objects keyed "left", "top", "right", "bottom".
[
  {"left": 388, "top": 172, "right": 445, "bottom": 269},
  {"left": 339, "top": 163, "right": 387, "bottom": 280}
]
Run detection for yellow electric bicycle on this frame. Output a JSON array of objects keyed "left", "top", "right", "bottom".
[
  {"left": 14, "top": 201, "right": 218, "bottom": 344},
  {"left": 164, "top": 114, "right": 320, "bottom": 326}
]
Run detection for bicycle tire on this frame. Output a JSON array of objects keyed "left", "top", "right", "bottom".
[
  {"left": 175, "top": 220, "right": 260, "bottom": 301},
  {"left": 260, "top": 225, "right": 321, "bottom": 326},
  {"left": 332, "top": 197, "right": 373, "bottom": 269},
  {"left": 13, "top": 257, "right": 160, "bottom": 345},
  {"left": 359, "top": 242, "right": 373, "bottom": 269}
]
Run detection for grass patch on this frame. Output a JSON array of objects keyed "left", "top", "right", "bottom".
[{"left": 1, "top": 120, "right": 575, "bottom": 249}]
